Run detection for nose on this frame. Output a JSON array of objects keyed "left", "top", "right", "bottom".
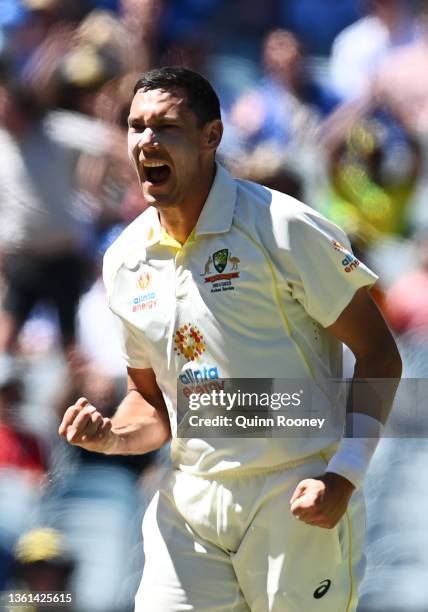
[{"left": 138, "top": 127, "right": 158, "bottom": 148}]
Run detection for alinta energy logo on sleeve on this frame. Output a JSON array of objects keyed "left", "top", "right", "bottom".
[
  {"left": 201, "top": 248, "right": 240, "bottom": 293},
  {"left": 131, "top": 270, "right": 157, "bottom": 312},
  {"left": 331, "top": 239, "right": 360, "bottom": 273}
]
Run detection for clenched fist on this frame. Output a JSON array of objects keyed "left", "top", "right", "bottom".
[
  {"left": 58, "top": 397, "right": 116, "bottom": 454},
  {"left": 289, "top": 472, "right": 355, "bottom": 529}
]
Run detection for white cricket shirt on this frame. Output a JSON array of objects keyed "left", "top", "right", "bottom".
[{"left": 103, "top": 164, "right": 378, "bottom": 475}]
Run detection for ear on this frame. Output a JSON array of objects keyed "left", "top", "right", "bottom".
[{"left": 202, "top": 119, "right": 223, "bottom": 152}]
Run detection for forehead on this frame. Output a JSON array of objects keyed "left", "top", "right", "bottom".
[{"left": 129, "top": 88, "right": 191, "bottom": 119}]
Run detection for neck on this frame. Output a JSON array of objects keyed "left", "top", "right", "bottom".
[{"left": 159, "top": 162, "right": 216, "bottom": 245}]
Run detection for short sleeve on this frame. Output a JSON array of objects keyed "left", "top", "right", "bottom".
[
  {"left": 103, "top": 245, "right": 152, "bottom": 370},
  {"left": 113, "top": 314, "right": 152, "bottom": 370},
  {"left": 287, "top": 211, "right": 378, "bottom": 327}
]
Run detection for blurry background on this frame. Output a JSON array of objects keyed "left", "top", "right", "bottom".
[{"left": 0, "top": 0, "right": 428, "bottom": 610}]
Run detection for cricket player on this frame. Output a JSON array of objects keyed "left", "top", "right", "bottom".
[{"left": 59, "top": 67, "right": 402, "bottom": 611}]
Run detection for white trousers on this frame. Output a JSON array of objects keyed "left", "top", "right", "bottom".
[{"left": 135, "top": 453, "right": 366, "bottom": 612}]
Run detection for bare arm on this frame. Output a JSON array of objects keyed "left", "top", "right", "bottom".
[
  {"left": 109, "top": 367, "right": 172, "bottom": 454},
  {"left": 290, "top": 287, "right": 402, "bottom": 528},
  {"left": 327, "top": 286, "right": 402, "bottom": 424},
  {"left": 58, "top": 367, "right": 171, "bottom": 455}
]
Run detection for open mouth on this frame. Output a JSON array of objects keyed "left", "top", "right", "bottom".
[{"left": 143, "top": 161, "right": 171, "bottom": 186}]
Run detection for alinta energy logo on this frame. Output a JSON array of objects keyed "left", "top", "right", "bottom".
[
  {"left": 174, "top": 323, "right": 206, "bottom": 361},
  {"left": 174, "top": 323, "right": 222, "bottom": 397},
  {"left": 131, "top": 269, "right": 157, "bottom": 313},
  {"left": 331, "top": 239, "right": 360, "bottom": 274},
  {"left": 201, "top": 248, "right": 240, "bottom": 293}
]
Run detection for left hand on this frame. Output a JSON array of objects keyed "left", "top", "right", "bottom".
[{"left": 289, "top": 472, "right": 355, "bottom": 529}]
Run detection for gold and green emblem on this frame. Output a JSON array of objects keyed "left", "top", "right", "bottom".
[{"left": 213, "top": 248, "right": 228, "bottom": 273}]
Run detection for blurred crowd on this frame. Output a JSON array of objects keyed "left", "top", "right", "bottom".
[{"left": 0, "top": 0, "right": 428, "bottom": 610}]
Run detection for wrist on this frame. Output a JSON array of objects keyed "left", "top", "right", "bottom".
[
  {"left": 321, "top": 471, "right": 355, "bottom": 493},
  {"left": 327, "top": 412, "right": 383, "bottom": 489},
  {"left": 102, "top": 431, "right": 120, "bottom": 455}
]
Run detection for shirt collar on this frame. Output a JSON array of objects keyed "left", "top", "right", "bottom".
[
  {"left": 142, "top": 162, "right": 237, "bottom": 248},
  {"left": 140, "top": 207, "right": 163, "bottom": 247},
  {"left": 193, "top": 162, "right": 237, "bottom": 236}
]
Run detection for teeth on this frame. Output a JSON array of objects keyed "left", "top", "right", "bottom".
[{"left": 143, "top": 161, "right": 167, "bottom": 168}]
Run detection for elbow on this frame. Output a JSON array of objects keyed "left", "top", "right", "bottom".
[
  {"left": 385, "top": 338, "right": 402, "bottom": 379},
  {"left": 392, "top": 349, "right": 403, "bottom": 380},
  {"left": 156, "top": 412, "right": 172, "bottom": 448}
]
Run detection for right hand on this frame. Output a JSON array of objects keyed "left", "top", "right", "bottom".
[{"left": 58, "top": 397, "right": 116, "bottom": 454}]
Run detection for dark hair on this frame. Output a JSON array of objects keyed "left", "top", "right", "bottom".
[{"left": 133, "top": 66, "right": 221, "bottom": 128}]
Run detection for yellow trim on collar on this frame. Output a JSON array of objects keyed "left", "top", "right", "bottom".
[
  {"left": 159, "top": 227, "right": 196, "bottom": 249},
  {"left": 159, "top": 228, "right": 182, "bottom": 249}
]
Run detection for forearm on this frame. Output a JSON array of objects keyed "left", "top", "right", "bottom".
[
  {"left": 348, "top": 348, "right": 402, "bottom": 424},
  {"left": 324, "top": 287, "right": 403, "bottom": 489},
  {"left": 106, "top": 389, "right": 171, "bottom": 455},
  {"left": 327, "top": 349, "right": 402, "bottom": 488}
]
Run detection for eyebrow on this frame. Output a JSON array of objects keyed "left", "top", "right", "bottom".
[{"left": 127, "top": 114, "right": 180, "bottom": 127}]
